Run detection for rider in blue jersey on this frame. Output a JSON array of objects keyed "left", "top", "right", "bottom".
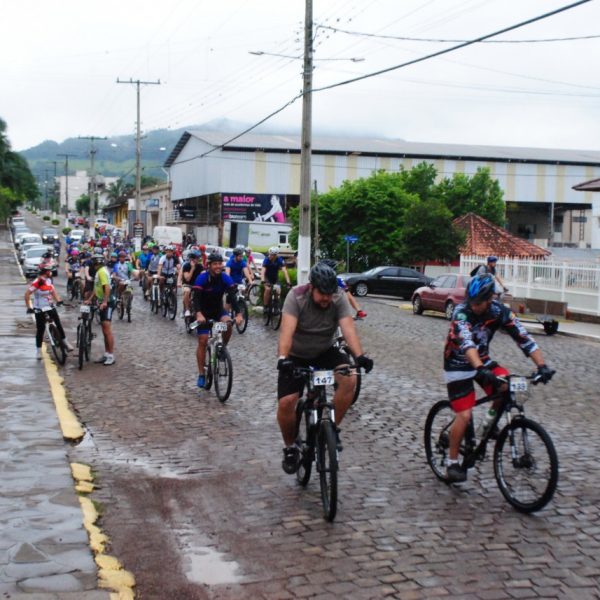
[
  {"left": 261, "top": 246, "right": 291, "bottom": 309},
  {"left": 192, "top": 253, "right": 242, "bottom": 388},
  {"left": 225, "top": 247, "right": 253, "bottom": 285}
]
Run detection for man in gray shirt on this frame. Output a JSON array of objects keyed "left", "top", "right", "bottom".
[{"left": 276, "top": 263, "right": 374, "bottom": 474}]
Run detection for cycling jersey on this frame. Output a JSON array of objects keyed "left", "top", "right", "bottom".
[
  {"left": 226, "top": 256, "right": 248, "bottom": 284},
  {"left": 159, "top": 255, "right": 179, "bottom": 276},
  {"left": 182, "top": 261, "right": 204, "bottom": 286},
  {"left": 192, "top": 271, "right": 238, "bottom": 318},
  {"left": 262, "top": 256, "right": 285, "bottom": 284},
  {"left": 444, "top": 300, "right": 538, "bottom": 381},
  {"left": 66, "top": 258, "right": 81, "bottom": 274},
  {"left": 112, "top": 261, "right": 133, "bottom": 281},
  {"left": 94, "top": 266, "right": 111, "bottom": 301},
  {"left": 148, "top": 253, "right": 161, "bottom": 273},
  {"left": 27, "top": 278, "right": 56, "bottom": 310},
  {"left": 137, "top": 250, "right": 152, "bottom": 269}
]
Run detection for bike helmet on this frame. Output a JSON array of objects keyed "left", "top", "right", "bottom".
[
  {"left": 199, "top": 244, "right": 206, "bottom": 251},
  {"left": 233, "top": 247, "right": 244, "bottom": 257},
  {"left": 118, "top": 250, "right": 127, "bottom": 258},
  {"left": 165, "top": 244, "right": 175, "bottom": 251},
  {"left": 245, "top": 246, "right": 252, "bottom": 253},
  {"left": 92, "top": 254, "right": 105, "bottom": 264},
  {"left": 466, "top": 274, "right": 495, "bottom": 303},
  {"left": 93, "top": 247, "right": 104, "bottom": 256},
  {"left": 319, "top": 258, "right": 338, "bottom": 271},
  {"left": 207, "top": 252, "right": 223, "bottom": 264},
  {"left": 268, "top": 246, "right": 280, "bottom": 255},
  {"left": 70, "top": 248, "right": 80, "bottom": 257},
  {"left": 487, "top": 255, "right": 498, "bottom": 263},
  {"left": 188, "top": 249, "right": 200, "bottom": 259},
  {"left": 110, "top": 251, "right": 118, "bottom": 258},
  {"left": 309, "top": 263, "right": 338, "bottom": 295}
]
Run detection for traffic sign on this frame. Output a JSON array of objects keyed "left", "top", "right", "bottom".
[{"left": 344, "top": 235, "right": 358, "bottom": 243}]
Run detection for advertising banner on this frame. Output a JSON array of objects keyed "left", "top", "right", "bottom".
[{"left": 222, "top": 193, "right": 286, "bottom": 223}]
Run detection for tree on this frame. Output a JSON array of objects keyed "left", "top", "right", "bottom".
[
  {"left": 438, "top": 167, "right": 505, "bottom": 226},
  {"left": 76, "top": 194, "right": 90, "bottom": 215}
]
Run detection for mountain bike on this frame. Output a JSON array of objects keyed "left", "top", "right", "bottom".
[
  {"left": 262, "top": 283, "right": 283, "bottom": 330},
  {"left": 245, "top": 280, "right": 262, "bottom": 306},
  {"left": 333, "top": 323, "right": 361, "bottom": 405},
  {"left": 149, "top": 275, "right": 160, "bottom": 314},
  {"left": 69, "top": 273, "right": 83, "bottom": 301},
  {"left": 293, "top": 365, "right": 355, "bottom": 522},
  {"left": 34, "top": 306, "right": 67, "bottom": 365},
  {"left": 424, "top": 372, "right": 558, "bottom": 513},
  {"left": 232, "top": 284, "right": 249, "bottom": 333},
  {"left": 76, "top": 302, "right": 95, "bottom": 370},
  {"left": 116, "top": 279, "right": 133, "bottom": 322},
  {"left": 192, "top": 320, "right": 233, "bottom": 402},
  {"left": 161, "top": 275, "right": 178, "bottom": 320}
]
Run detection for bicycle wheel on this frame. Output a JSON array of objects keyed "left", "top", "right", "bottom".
[
  {"left": 77, "top": 323, "right": 85, "bottom": 370},
  {"left": 85, "top": 321, "right": 92, "bottom": 361},
  {"left": 235, "top": 298, "right": 248, "bottom": 333},
  {"left": 161, "top": 292, "right": 168, "bottom": 317},
  {"left": 167, "top": 290, "right": 177, "bottom": 320},
  {"left": 270, "top": 296, "right": 282, "bottom": 331},
  {"left": 494, "top": 417, "right": 559, "bottom": 513},
  {"left": 214, "top": 345, "right": 233, "bottom": 402},
  {"left": 48, "top": 323, "right": 67, "bottom": 365},
  {"left": 343, "top": 348, "right": 362, "bottom": 405},
  {"left": 424, "top": 400, "right": 455, "bottom": 482},
  {"left": 317, "top": 419, "right": 338, "bottom": 522},
  {"left": 296, "top": 404, "right": 313, "bottom": 487},
  {"left": 126, "top": 293, "right": 132, "bottom": 323},
  {"left": 118, "top": 296, "right": 125, "bottom": 320},
  {"left": 262, "top": 298, "right": 271, "bottom": 326},
  {"left": 204, "top": 345, "right": 213, "bottom": 390},
  {"left": 247, "top": 283, "right": 261, "bottom": 306}
]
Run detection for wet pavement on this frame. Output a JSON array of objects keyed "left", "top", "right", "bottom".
[
  {"left": 0, "top": 224, "right": 109, "bottom": 599},
  {"left": 5, "top": 212, "right": 600, "bottom": 599}
]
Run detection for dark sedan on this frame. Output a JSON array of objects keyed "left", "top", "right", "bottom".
[
  {"left": 41, "top": 227, "right": 60, "bottom": 244},
  {"left": 411, "top": 273, "right": 471, "bottom": 320},
  {"left": 341, "top": 266, "right": 432, "bottom": 299}
]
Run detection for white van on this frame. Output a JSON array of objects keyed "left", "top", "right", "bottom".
[{"left": 153, "top": 226, "right": 183, "bottom": 248}]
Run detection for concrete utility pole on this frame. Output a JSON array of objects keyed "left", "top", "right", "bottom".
[
  {"left": 57, "top": 153, "right": 76, "bottom": 215},
  {"left": 116, "top": 78, "right": 161, "bottom": 236},
  {"left": 47, "top": 161, "right": 59, "bottom": 211},
  {"left": 79, "top": 136, "right": 107, "bottom": 217},
  {"left": 297, "top": 0, "right": 313, "bottom": 285}
]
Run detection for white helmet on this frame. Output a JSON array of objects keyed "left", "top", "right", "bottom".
[{"left": 268, "top": 246, "right": 280, "bottom": 255}]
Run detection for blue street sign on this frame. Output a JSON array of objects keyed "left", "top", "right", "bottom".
[{"left": 344, "top": 235, "right": 359, "bottom": 243}]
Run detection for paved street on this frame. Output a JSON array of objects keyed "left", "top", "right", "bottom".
[{"left": 50, "top": 264, "right": 600, "bottom": 599}]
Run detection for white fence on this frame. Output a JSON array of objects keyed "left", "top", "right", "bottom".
[{"left": 460, "top": 255, "right": 600, "bottom": 316}]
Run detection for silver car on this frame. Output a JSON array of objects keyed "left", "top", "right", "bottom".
[{"left": 23, "top": 246, "right": 57, "bottom": 278}]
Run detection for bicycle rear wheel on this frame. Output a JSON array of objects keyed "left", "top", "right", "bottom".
[
  {"left": 424, "top": 400, "right": 454, "bottom": 482},
  {"left": 494, "top": 417, "right": 558, "bottom": 513},
  {"left": 126, "top": 293, "right": 132, "bottom": 322},
  {"left": 77, "top": 323, "right": 85, "bottom": 370},
  {"left": 48, "top": 323, "right": 67, "bottom": 365},
  {"left": 270, "top": 296, "right": 282, "bottom": 330},
  {"left": 204, "top": 345, "right": 213, "bottom": 390},
  {"left": 214, "top": 345, "right": 233, "bottom": 402},
  {"left": 317, "top": 419, "right": 338, "bottom": 522},
  {"left": 151, "top": 287, "right": 159, "bottom": 314},
  {"left": 167, "top": 290, "right": 177, "bottom": 320},
  {"left": 247, "top": 283, "right": 261, "bottom": 306},
  {"left": 235, "top": 298, "right": 248, "bottom": 333},
  {"left": 296, "top": 403, "right": 313, "bottom": 487}
]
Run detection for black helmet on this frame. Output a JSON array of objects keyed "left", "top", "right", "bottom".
[
  {"left": 207, "top": 252, "right": 223, "bottom": 264},
  {"left": 466, "top": 274, "right": 495, "bottom": 303},
  {"left": 232, "top": 247, "right": 244, "bottom": 257},
  {"left": 309, "top": 263, "right": 338, "bottom": 294}
]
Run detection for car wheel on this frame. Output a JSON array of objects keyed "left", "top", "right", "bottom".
[
  {"left": 354, "top": 282, "right": 368, "bottom": 297},
  {"left": 412, "top": 295, "right": 424, "bottom": 314},
  {"left": 445, "top": 301, "right": 455, "bottom": 320}
]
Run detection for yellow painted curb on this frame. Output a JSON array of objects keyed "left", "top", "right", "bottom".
[{"left": 42, "top": 345, "right": 85, "bottom": 441}]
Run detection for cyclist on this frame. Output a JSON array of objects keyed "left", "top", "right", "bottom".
[
  {"left": 470, "top": 255, "right": 508, "bottom": 297},
  {"left": 145, "top": 243, "right": 161, "bottom": 299},
  {"left": 64, "top": 248, "right": 82, "bottom": 295},
  {"left": 225, "top": 247, "right": 253, "bottom": 287},
  {"left": 261, "top": 246, "right": 291, "bottom": 309},
  {"left": 157, "top": 244, "right": 181, "bottom": 295},
  {"left": 245, "top": 246, "right": 255, "bottom": 271},
  {"left": 443, "top": 273, "right": 555, "bottom": 483},
  {"left": 111, "top": 251, "right": 135, "bottom": 300},
  {"left": 86, "top": 252, "right": 115, "bottom": 365},
  {"left": 83, "top": 248, "right": 104, "bottom": 301},
  {"left": 136, "top": 243, "right": 152, "bottom": 272},
  {"left": 276, "top": 263, "right": 374, "bottom": 474},
  {"left": 179, "top": 248, "right": 205, "bottom": 318},
  {"left": 25, "top": 265, "right": 74, "bottom": 359},
  {"left": 320, "top": 258, "right": 367, "bottom": 319},
  {"left": 192, "top": 253, "right": 242, "bottom": 388},
  {"left": 199, "top": 244, "right": 208, "bottom": 269}
]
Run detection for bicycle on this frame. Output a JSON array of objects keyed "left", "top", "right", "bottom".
[
  {"left": 149, "top": 275, "right": 160, "bottom": 314},
  {"left": 191, "top": 320, "right": 233, "bottom": 402},
  {"left": 262, "top": 282, "right": 283, "bottom": 330},
  {"left": 333, "top": 324, "right": 361, "bottom": 405},
  {"left": 76, "top": 302, "right": 95, "bottom": 370},
  {"left": 293, "top": 365, "right": 355, "bottom": 522},
  {"left": 245, "top": 280, "right": 262, "bottom": 306},
  {"left": 232, "top": 284, "right": 249, "bottom": 334},
  {"left": 69, "top": 273, "right": 83, "bottom": 301},
  {"left": 161, "top": 275, "right": 178, "bottom": 320},
  {"left": 116, "top": 279, "right": 133, "bottom": 322},
  {"left": 34, "top": 306, "right": 67, "bottom": 365},
  {"left": 424, "top": 372, "right": 559, "bottom": 513}
]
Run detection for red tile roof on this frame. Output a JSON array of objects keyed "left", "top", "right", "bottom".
[{"left": 453, "top": 213, "right": 550, "bottom": 258}]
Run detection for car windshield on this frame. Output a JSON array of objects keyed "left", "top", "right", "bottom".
[
  {"left": 26, "top": 248, "right": 49, "bottom": 258},
  {"left": 42, "top": 228, "right": 57, "bottom": 234}
]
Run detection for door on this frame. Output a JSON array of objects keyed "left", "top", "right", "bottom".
[
  {"left": 374, "top": 267, "right": 400, "bottom": 295},
  {"left": 422, "top": 275, "right": 448, "bottom": 310},
  {"left": 398, "top": 268, "right": 422, "bottom": 298}
]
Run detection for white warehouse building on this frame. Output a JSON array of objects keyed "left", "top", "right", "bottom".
[{"left": 164, "top": 131, "right": 600, "bottom": 249}]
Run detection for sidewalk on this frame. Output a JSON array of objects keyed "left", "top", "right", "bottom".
[
  {"left": 0, "top": 225, "right": 109, "bottom": 599},
  {"left": 525, "top": 316, "right": 600, "bottom": 342}
]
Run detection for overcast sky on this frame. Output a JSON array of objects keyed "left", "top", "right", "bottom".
[{"left": 2, "top": 0, "right": 600, "bottom": 152}]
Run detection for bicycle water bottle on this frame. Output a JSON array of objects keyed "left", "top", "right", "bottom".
[{"left": 477, "top": 408, "right": 496, "bottom": 438}]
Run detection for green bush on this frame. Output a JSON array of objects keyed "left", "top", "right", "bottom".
[
  {"left": 51, "top": 219, "right": 59, "bottom": 225},
  {"left": 42, "top": 215, "right": 50, "bottom": 221},
  {"left": 62, "top": 227, "right": 72, "bottom": 235}
]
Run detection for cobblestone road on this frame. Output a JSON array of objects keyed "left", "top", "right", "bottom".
[{"left": 56, "top": 285, "right": 600, "bottom": 599}]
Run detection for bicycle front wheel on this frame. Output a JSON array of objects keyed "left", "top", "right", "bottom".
[
  {"left": 494, "top": 417, "right": 559, "bottom": 513},
  {"left": 77, "top": 323, "right": 85, "bottom": 370},
  {"left": 424, "top": 400, "right": 454, "bottom": 482},
  {"left": 161, "top": 292, "right": 168, "bottom": 317},
  {"left": 247, "top": 283, "right": 261, "bottom": 306},
  {"left": 214, "top": 345, "right": 233, "bottom": 403},
  {"left": 235, "top": 298, "right": 248, "bottom": 333},
  {"left": 317, "top": 419, "right": 338, "bottom": 522},
  {"left": 126, "top": 293, "right": 132, "bottom": 322},
  {"left": 270, "top": 297, "right": 282, "bottom": 331},
  {"left": 167, "top": 290, "right": 177, "bottom": 320},
  {"left": 296, "top": 404, "right": 313, "bottom": 487},
  {"left": 204, "top": 345, "right": 213, "bottom": 390},
  {"left": 48, "top": 323, "right": 67, "bottom": 365}
]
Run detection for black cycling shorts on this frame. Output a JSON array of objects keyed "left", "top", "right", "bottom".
[{"left": 277, "top": 346, "right": 349, "bottom": 400}]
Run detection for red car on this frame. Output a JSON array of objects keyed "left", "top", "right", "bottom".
[{"left": 411, "top": 273, "right": 471, "bottom": 320}]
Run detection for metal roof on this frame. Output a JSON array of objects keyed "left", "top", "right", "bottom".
[
  {"left": 573, "top": 177, "right": 600, "bottom": 191},
  {"left": 164, "top": 130, "right": 600, "bottom": 168}
]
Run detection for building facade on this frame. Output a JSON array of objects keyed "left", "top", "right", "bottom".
[{"left": 56, "top": 170, "right": 120, "bottom": 214}]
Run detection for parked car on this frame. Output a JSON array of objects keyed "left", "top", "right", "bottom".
[
  {"left": 411, "top": 273, "right": 471, "bottom": 320},
  {"left": 19, "top": 240, "right": 47, "bottom": 263},
  {"left": 14, "top": 230, "right": 35, "bottom": 249},
  {"left": 69, "top": 229, "right": 85, "bottom": 242},
  {"left": 41, "top": 227, "right": 60, "bottom": 244},
  {"left": 341, "top": 266, "right": 432, "bottom": 299},
  {"left": 23, "top": 247, "right": 58, "bottom": 278}
]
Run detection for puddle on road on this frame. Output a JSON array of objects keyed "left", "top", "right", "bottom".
[{"left": 184, "top": 544, "right": 243, "bottom": 585}]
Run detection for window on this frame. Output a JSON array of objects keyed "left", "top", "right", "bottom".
[
  {"left": 399, "top": 268, "right": 418, "bottom": 278},
  {"left": 379, "top": 268, "right": 398, "bottom": 277},
  {"left": 432, "top": 276, "right": 448, "bottom": 287},
  {"left": 444, "top": 275, "right": 457, "bottom": 288}
]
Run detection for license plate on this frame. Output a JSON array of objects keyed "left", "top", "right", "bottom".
[
  {"left": 213, "top": 322, "right": 228, "bottom": 332},
  {"left": 510, "top": 376, "right": 528, "bottom": 392},
  {"left": 312, "top": 370, "right": 334, "bottom": 386},
  {"left": 80, "top": 305, "right": 91, "bottom": 314}
]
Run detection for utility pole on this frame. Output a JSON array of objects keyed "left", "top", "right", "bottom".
[
  {"left": 57, "top": 153, "right": 76, "bottom": 216},
  {"left": 44, "top": 169, "right": 49, "bottom": 211},
  {"left": 297, "top": 0, "right": 313, "bottom": 284},
  {"left": 47, "top": 160, "right": 59, "bottom": 212},
  {"left": 79, "top": 136, "right": 107, "bottom": 218},
  {"left": 117, "top": 77, "right": 161, "bottom": 239},
  {"left": 313, "top": 180, "right": 319, "bottom": 261}
]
